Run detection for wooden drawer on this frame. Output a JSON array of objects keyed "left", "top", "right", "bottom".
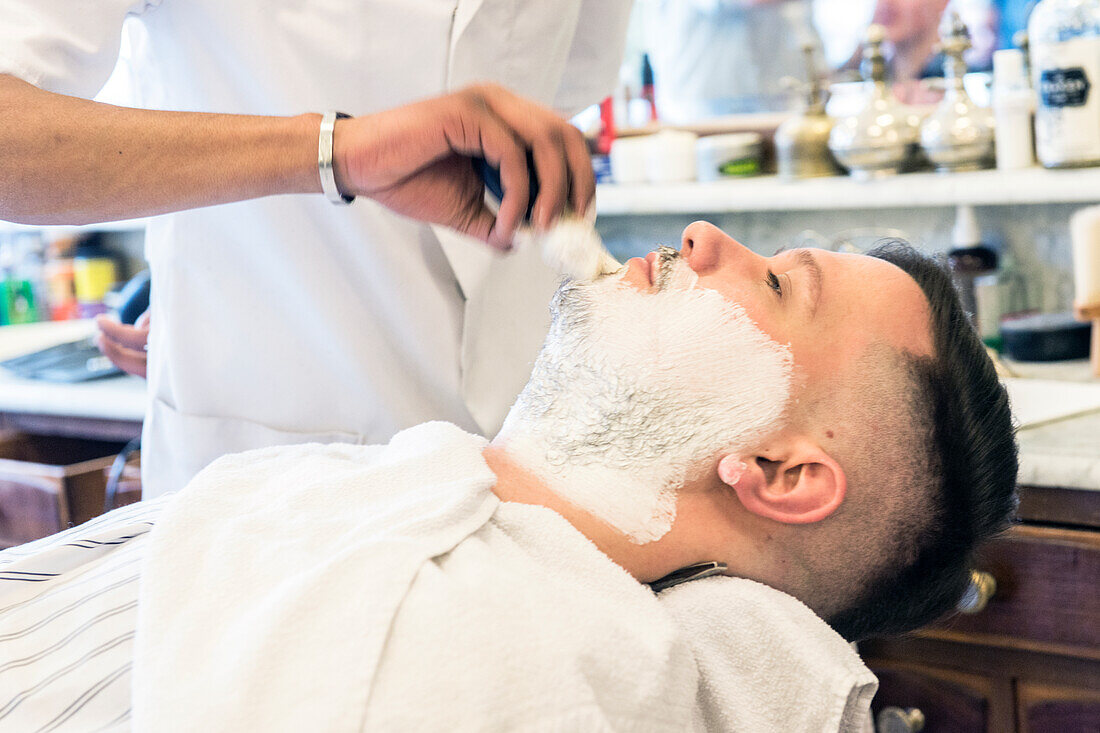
[
  {"left": 1017, "top": 680, "right": 1100, "bottom": 733},
  {"left": 868, "top": 662, "right": 1006, "bottom": 733},
  {"left": 928, "top": 525, "right": 1100, "bottom": 659},
  {"left": 0, "top": 433, "right": 140, "bottom": 547}
]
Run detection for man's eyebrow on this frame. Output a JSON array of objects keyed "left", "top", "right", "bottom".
[
  {"left": 795, "top": 249, "right": 823, "bottom": 318},
  {"left": 774, "top": 246, "right": 824, "bottom": 317}
]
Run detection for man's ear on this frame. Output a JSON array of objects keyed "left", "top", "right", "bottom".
[{"left": 717, "top": 438, "right": 846, "bottom": 524}]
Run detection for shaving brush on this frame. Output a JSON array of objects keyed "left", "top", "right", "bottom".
[
  {"left": 475, "top": 156, "right": 620, "bottom": 280},
  {"left": 1070, "top": 206, "right": 1100, "bottom": 376}
]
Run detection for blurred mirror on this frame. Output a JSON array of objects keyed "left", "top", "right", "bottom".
[{"left": 619, "top": 0, "right": 1030, "bottom": 123}]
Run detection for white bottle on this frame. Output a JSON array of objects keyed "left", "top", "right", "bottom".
[
  {"left": 1029, "top": 0, "right": 1100, "bottom": 167},
  {"left": 992, "top": 49, "right": 1037, "bottom": 169}
]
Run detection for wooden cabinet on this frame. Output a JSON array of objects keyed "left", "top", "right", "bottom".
[
  {"left": 0, "top": 432, "right": 141, "bottom": 547},
  {"left": 871, "top": 664, "right": 1006, "bottom": 732},
  {"left": 862, "top": 485, "right": 1100, "bottom": 733}
]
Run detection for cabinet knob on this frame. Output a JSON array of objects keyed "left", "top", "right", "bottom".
[
  {"left": 876, "top": 706, "right": 926, "bottom": 733},
  {"left": 956, "top": 569, "right": 997, "bottom": 614}
]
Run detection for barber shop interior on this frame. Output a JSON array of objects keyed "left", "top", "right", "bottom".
[{"left": 1, "top": 0, "right": 1099, "bottom": 731}]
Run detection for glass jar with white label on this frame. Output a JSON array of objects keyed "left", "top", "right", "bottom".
[{"left": 1029, "top": 0, "right": 1100, "bottom": 167}]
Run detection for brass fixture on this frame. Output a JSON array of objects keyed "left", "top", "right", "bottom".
[
  {"left": 828, "top": 25, "right": 920, "bottom": 179},
  {"left": 775, "top": 44, "right": 842, "bottom": 180},
  {"left": 920, "top": 13, "right": 996, "bottom": 172},
  {"left": 877, "top": 706, "right": 926, "bottom": 733},
  {"left": 956, "top": 569, "right": 998, "bottom": 614}
]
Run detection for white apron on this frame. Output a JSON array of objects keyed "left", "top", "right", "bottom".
[{"left": 0, "top": 0, "right": 633, "bottom": 495}]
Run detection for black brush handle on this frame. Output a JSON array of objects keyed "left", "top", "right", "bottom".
[
  {"left": 474, "top": 151, "right": 540, "bottom": 223},
  {"left": 116, "top": 269, "right": 151, "bottom": 325}
]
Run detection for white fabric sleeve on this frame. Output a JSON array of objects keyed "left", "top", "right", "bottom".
[
  {"left": 0, "top": 0, "right": 161, "bottom": 97},
  {"left": 552, "top": 0, "right": 633, "bottom": 117}
]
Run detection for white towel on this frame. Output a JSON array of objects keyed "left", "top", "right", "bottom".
[
  {"left": 132, "top": 422, "right": 500, "bottom": 732},
  {"left": 133, "top": 422, "right": 703, "bottom": 731},
  {"left": 659, "top": 576, "right": 879, "bottom": 733},
  {"left": 133, "top": 418, "right": 877, "bottom": 731},
  {"left": 361, "top": 500, "right": 700, "bottom": 731}
]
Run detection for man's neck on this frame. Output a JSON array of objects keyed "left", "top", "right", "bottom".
[{"left": 482, "top": 445, "right": 718, "bottom": 584}]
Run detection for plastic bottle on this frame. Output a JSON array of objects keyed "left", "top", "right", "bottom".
[
  {"left": 72, "top": 234, "right": 119, "bottom": 319},
  {"left": 992, "top": 48, "right": 1037, "bottom": 170},
  {"left": 0, "top": 233, "right": 46, "bottom": 325},
  {"left": 640, "top": 53, "right": 658, "bottom": 122},
  {"left": 947, "top": 205, "right": 999, "bottom": 329},
  {"left": 974, "top": 273, "right": 1005, "bottom": 349},
  {"left": 1029, "top": 0, "right": 1100, "bottom": 167}
]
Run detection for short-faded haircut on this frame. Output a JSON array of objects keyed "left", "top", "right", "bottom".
[{"left": 826, "top": 241, "right": 1018, "bottom": 642}]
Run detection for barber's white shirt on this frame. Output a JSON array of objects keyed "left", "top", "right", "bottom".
[{"left": 0, "top": 0, "right": 632, "bottom": 496}]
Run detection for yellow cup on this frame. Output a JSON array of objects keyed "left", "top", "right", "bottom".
[{"left": 73, "top": 257, "right": 118, "bottom": 303}]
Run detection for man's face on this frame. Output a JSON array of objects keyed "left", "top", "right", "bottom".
[
  {"left": 611, "top": 222, "right": 935, "bottom": 579},
  {"left": 619, "top": 222, "right": 934, "bottom": 396},
  {"left": 497, "top": 231, "right": 795, "bottom": 544},
  {"left": 871, "top": 0, "right": 951, "bottom": 45},
  {"left": 498, "top": 221, "right": 933, "bottom": 550}
]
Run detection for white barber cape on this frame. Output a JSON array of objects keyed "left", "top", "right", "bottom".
[
  {"left": 0, "top": 0, "right": 633, "bottom": 496},
  {"left": 0, "top": 422, "right": 877, "bottom": 732}
]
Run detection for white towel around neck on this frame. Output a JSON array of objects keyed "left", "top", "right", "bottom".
[
  {"left": 133, "top": 420, "right": 876, "bottom": 732},
  {"left": 132, "top": 422, "right": 501, "bottom": 731},
  {"left": 660, "top": 575, "right": 879, "bottom": 733},
  {"left": 132, "top": 422, "right": 701, "bottom": 731}
]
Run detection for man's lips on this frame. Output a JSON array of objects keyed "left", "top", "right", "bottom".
[
  {"left": 624, "top": 250, "right": 672, "bottom": 290},
  {"left": 642, "top": 254, "right": 655, "bottom": 285},
  {"left": 624, "top": 256, "right": 654, "bottom": 287}
]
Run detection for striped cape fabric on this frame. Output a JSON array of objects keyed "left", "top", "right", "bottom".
[{"left": 0, "top": 498, "right": 169, "bottom": 733}]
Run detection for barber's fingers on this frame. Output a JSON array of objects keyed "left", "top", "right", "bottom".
[
  {"left": 436, "top": 154, "right": 503, "bottom": 247},
  {"left": 437, "top": 94, "right": 529, "bottom": 246},
  {"left": 93, "top": 331, "right": 148, "bottom": 378},
  {"left": 95, "top": 314, "right": 150, "bottom": 350},
  {"left": 563, "top": 126, "right": 596, "bottom": 217},
  {"left": 471, "top": 84, "right": 593, "bottom": 228},
  {"left": 529, "top": 139, "right": 569, "bottom": 231},
  {"left": 489, "top": 135, "right": 529, "bottom": 247}
]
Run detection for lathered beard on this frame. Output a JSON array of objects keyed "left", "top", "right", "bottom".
[{"left": 497, "top": 253, "right": 794, "bottom": 543}]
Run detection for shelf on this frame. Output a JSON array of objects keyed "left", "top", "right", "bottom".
[
  {"left": 595, "top": 167, "right": 1100, "bottom": 215},
  {"left": 6, "top": 167, "right": 1100, "bottom": 230}
]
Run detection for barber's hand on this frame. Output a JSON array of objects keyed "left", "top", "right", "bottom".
[
  {"left": 333, "top": 84, "right": 594, "bottom": 250},
  {"left": 94, "top": 310, "right": 150, "bottom": 379}
]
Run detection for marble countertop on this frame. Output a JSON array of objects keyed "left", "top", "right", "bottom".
[
  {"left": 1017, "top": 409, "right": 1100, "bottom": 492},
  {"left": 1001, "top": 364, "right": 1100, "bottom": 492},
  {"left": 0, "top": 323, "right": 1097, "bottom": 489}
]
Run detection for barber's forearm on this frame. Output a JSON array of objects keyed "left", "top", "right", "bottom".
[{"left": 0, "top": 74, "right": 321, "bottom": 225}]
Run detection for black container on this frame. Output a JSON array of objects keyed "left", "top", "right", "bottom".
[{"left": 1001, "top": 312, "right": 1092, "bottom": 361}]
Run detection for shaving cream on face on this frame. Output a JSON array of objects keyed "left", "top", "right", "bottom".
[{"left": 497, "top": 254, "right": 793, "bottom": 543}]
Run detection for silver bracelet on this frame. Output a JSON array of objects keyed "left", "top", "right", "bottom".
[{"left": 318, "top": 111, "right": 354, "bottom": 205}]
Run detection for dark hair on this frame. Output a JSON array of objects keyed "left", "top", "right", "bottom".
[{"left": 827, "top": 241, "right": 1018, "bottom": 642}]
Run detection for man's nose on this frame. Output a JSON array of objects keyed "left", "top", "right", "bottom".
[{"left": 680, "top": 221, "right": 750, "bottom": 274}]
